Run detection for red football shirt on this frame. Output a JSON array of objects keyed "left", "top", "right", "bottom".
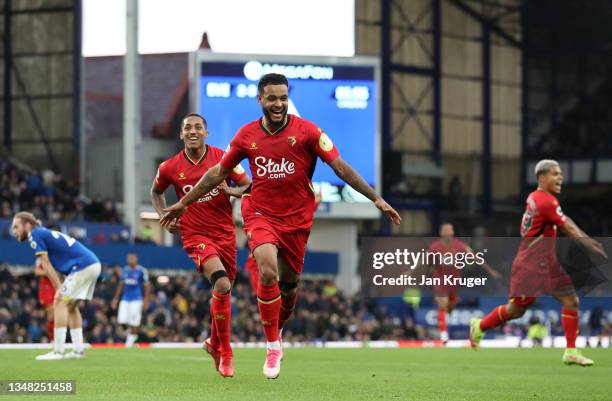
[
  {"left": 220, "top": 115, "right": 340, "bottom": 231},
  {"left": 520, "top": 189, "right": 567, "bottom": 238},
  {"left": 154, "top": 146, "right": 247, "bottom": 242},
  {"left": 517, "top": 189, "right": 567, "bottom": 260},
  {"left": 428, "top": 239, "right": 470, "bottom": 279}
]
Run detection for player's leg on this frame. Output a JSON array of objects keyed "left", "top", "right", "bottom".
[
  {"left": 125, "top": 301, "right": 142, "bottom": 347},
  {"left": 117, "top": 300, "right": 131, "bottom": 346},
  {"left": 245, "top": 254, "right": 260, "bottom": 295},
  {"left": 469, "top": 299, "right": 528, "bottom": 349},
  {"left": 278, "top": 256, "right": 299, "bottom": 335},
  {"left": 254, "top": 243, "right": 282, "bottom": 343},
  {"left": 62, "top": 263, "right": 100, "bottom": 359},
  {"left": 554, "top": 289, "right": 593, "bottom": 366},
  {"left": 253, "top": 243, "right": 283, "bottom": 379},
  {"left": 65, "top": 299, "right": 86, "bottom": 358},
  {"left": 45, "top": 304, "right": 54, "bottom": 341},
  {"left": 434, "top": 296, "right": 449, "bottom": 343},
  {"left": 36, "top": 296, "right": 69, "bottom": 359},
  {"left": 201, "top": 256, "right": 233, "bottom": 377}
]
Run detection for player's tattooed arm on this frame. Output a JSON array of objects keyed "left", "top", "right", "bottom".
[
  {"left": 560, "top": 217, "right": 608, "bottom": 260},
  {"left": 36, "top": 254, "right": 62, "bottom": 290},
  {"left": 160, "top": 163, "right": 231, "bottom": 227},
  {"left": 151, "top": 183, "right": 180, "bottom": 233},
  {"left": 328, "top": 157, "right": 402, "bottom": 225}
]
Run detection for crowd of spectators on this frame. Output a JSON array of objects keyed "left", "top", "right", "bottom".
[
  {"left": 0, "top": 159, "right": 120, "bottom": 226},
  {"left": 0, "top": 266, "right": 424, "bottom": 344},
  {"left": 2, "top": 265, "right": 608, "bottom": 346}
]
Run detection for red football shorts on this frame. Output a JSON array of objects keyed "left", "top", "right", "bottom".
[
  {"left": 38, "top": 276, "right": 55, "bottom": 306},
  {"left": 244, "top": 214, "right": 310, "bottom": 275},
  {"left": 509, "top": 252, "right": 574, "bottom": 307},
  {"left": 432, "top": 267, "right": 460, "bottom": 301},
  {"left": 183, "top": 235, "right": 237, "bottom": 280}
]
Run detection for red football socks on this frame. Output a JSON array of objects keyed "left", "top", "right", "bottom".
[
  {"left": 257, "top": 283, "right": 281, "bottom": 342},
  {"left": 561, "top": 308, "right": 579, "bottom": 348},
  {"left": 211, "top": 290, "right": 232, "bottom": 353},
  {"left": 437, "top": 309, "right": 448, "bottom": 333},
  {"left": 209, "top": 304, "right": 219, "bottom": 349},
  {"left": 479, "top": 305, "right": 509, "bottom": 331},
  {"left": 279, "top": 291, "right": 298, "bottom": 332}
]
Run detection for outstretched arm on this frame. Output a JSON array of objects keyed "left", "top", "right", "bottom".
[
  {"left": 159, "top": 163, "right": 232, "bottom": 227},
  {"left": 559, "top": 217, "right": 607, "bottom": 260},
  {"left": 328, "top": 156, "right": 401, "bottom": 225}
]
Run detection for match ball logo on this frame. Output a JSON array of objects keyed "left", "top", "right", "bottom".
[{"left": 319, "top": 133, "right": 333, "bottom": 152}]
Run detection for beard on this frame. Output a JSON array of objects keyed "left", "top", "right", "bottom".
[{"left": 262, "top": 106, "right": 287, "bottom": 129}]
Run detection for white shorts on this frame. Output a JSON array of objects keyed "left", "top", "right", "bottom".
[
  {"left": 118, "top": 300, "right": 143, "bottom": 327},
  {"left": 61, "top": 262, "right": 101, "bottom": 301}
]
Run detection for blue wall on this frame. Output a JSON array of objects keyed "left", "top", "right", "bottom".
[{"left": 0, "top": 239, "right": 339, "bottom": 275}]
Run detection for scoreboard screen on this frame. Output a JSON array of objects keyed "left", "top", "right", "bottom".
[{"left": 190, "top": 52, "right": 380, "bottom": 218}]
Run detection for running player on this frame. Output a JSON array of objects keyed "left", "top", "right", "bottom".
[
  {"left": 11, "top": 212, "right": 101, "bottom": 360},
  {"left": 428, "top": 223, "right": 501, "bottom": 343},
  {"left": 112, "top": 253, "right": 150, "bottom": 347},
  {"left": 151, "top": 113, "right": 251, "bottom": 377},
  {"left": 160, "top": 73, "right": 401, "bottom": 379},
  {"left": 469, "top": 159, "right": 607, "bottom": 365}
]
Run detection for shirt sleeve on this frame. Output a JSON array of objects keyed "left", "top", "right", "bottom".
[
  {"left": 220, "top": 132, "right": 247, "bottom": 171},
  {"left": 142, "top": 268, "right": 149, "bottom": 284},
  {"left": 120, "top": 268, "right": 127, "bottom": 283},
  {"left": 540, "top": 197, "right": 567, "bottom": 227},
  {"left": 153, "top": 161, "right": 171, "bottom": 192},
  {"left": 307, "top": 122, "right": 340, "bottom": 164},
  {"left": 29, "top": 229, "right": 48, "bottom": 256},
  {"left": 228, "top": 163, "right": 248, "bottom": 184}
]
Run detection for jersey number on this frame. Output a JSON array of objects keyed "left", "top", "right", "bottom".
[
  {"left": 520, "top": 212, "right": 533, "bottom": 238},
  {"left": 51, "top": 230, "right": 76, "bottom": 247}
]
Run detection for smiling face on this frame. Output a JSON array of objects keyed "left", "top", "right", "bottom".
[
  {"left": 258, "top": 84, "right": 289, "bottom": 128},
  {"left": 180, "top": 115, "right": 208, "bottom": 151},
  {"left": 539, "top": 165, "right": 564, "bottom": 195}
]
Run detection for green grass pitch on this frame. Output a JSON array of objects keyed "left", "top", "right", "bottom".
[{"left": 1, "top": 348, "right": 611, "bottom": 400}]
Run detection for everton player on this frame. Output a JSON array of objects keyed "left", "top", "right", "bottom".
[
  {"left": 151, "top": 113, "right": 250, "bottom": 377},
  {"left": 160, "top": 73, "right": 401, "bottom": 379},
  {"left": 112, "top": 253, "right": 150, "bottom": 347},
  {"left": 11, "top": 212, "right": 101, "bottom": 360},
  {"left": 469, "top": 160, "right": 607, "bottom": 365}
]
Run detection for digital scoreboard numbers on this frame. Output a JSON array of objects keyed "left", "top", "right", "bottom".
[{"left": 190, "top": 52, "right": 381, "bottom": 219}]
